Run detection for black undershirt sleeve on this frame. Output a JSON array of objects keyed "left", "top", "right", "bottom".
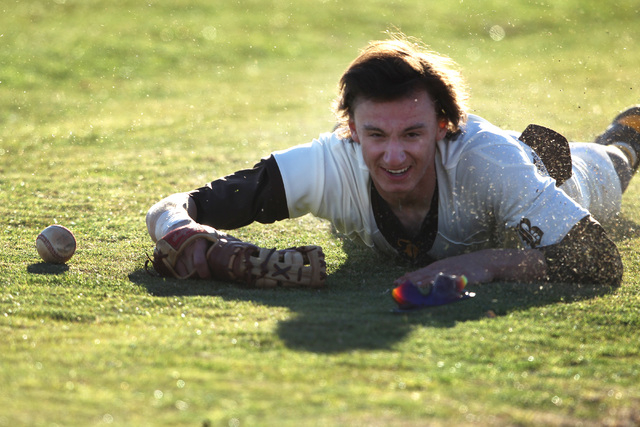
[
  {"left": 188, "top": 155, "right": 290, "bottom": 230},
  {"left": 538, "top": 215, "right": 623, "bottom": 286}
]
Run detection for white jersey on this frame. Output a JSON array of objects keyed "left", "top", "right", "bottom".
[{"left": 273, "top": 114, "right": 621, "bottom": 259}]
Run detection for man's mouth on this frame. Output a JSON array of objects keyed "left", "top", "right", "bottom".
[{"left": 385, "top": 166, "right": 409, "bottom": 175}]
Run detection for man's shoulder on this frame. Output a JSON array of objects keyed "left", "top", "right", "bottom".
[
  {"left": 273, "top": 132, "right": 353, "bottom": 153},
  {"left": 439, "top": 115, "right": 517, "bottom": 165},
  {"left": 271, "top": 132, "right": 368, "bottom": 183},
  {"left": 458, "top": 114, "right": 520, "bottom": 146}
]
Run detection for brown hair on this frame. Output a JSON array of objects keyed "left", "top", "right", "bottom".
[{"left": 333, "top": 36, "right": 469, "bottom": 139}]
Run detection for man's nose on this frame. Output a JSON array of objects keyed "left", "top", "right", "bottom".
[{"left": 383, "top": 139, "right": 406, "bottom": 165}]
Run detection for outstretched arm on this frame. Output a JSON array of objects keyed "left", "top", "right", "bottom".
[
  {"left": 394, "top": 248, "right": 547, "bottom": 287},
  {"left": 395, "top": 216, "right": 623, "bottom": 287},
  {"left": 145, "top": 156, "right": 295, "bottom": 279}
]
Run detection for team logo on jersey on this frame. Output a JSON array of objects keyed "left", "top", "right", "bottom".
[
  {"left": 398, "top": 239, "right": 419, "bottom": 259},
  {"left": 516, "top": 218, "right": 543, "bottom": 248}
]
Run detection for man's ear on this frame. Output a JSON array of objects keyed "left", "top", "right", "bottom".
[
  {"left": 436, "top": 120, "right": 448, "bottom": 140},
  {"left": 349, "top": 119, "right": 360, "bottom": 143}
]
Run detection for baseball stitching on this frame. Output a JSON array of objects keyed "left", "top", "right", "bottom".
[{"left": 37, "top": 234, "right": 68, "bottom": 262}]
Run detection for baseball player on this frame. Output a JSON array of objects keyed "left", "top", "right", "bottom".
[{"left": 146, "top": 36, "right": 639, "bottom": 289}]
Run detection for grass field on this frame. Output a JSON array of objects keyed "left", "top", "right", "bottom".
[{"left": 1, "top": 0, "right": 640, "bottom": 425}]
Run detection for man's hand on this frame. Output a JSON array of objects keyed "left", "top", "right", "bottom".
[
  {"left": 147, "top": 223, "right": 223, "bottom": 280},
  {"left": 147, "top": 224, "right": 327, "bottom": 288},
  {"left": 394, "top": 248, "right": 548, "bottom": 288},
  {"left": 174, "top": 237, "right": 211, "bottom": 279}
]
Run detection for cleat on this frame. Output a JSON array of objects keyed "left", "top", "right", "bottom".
[
  {"left": 595, "top": 106, "right": 640, "bottom": 168},
  {"left": 391, "top": 273, "right": 475, "bottom": 311}
]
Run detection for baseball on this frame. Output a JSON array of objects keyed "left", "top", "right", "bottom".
[{"left": 36, "top": 225, "right": 77, "bottom": 264}]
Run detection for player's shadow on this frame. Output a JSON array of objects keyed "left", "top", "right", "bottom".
[
  {"left": 604, "top": 214, "right": 640, "bottom": 243},
  {"left": 269, "top": 237, "right": 615, "bottom": 353},
  {"left": 130, "top": 232, "right": 617, "bottom": 354}
]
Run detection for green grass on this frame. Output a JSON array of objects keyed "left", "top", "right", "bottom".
[{"left": 2, "top": 0, "right": 640, "bottom": 425}]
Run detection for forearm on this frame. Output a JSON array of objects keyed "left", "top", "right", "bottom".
[
  {"left": 398, "top": 217, "right": 622, "bottom": 288},
  {"left": 188, "top": 156, "right": 290, "bottom": 229},
  {"left": 396, "top": 248, "right": 547, "bottom": 287},
  {"left": 469, "top": 248, "right": 547, "bottom": 283},
  {"left": 146, "top": 156, "right": 289, "bottom": 242},
  {"left": 438, "top": 248, "right": 547, "bottom": 284},
  {"left": 146, "top": 193, "right": 198, "bottom": 242}
]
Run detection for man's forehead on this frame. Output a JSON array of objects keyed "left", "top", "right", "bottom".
[
  {"left": 362, "top": 122, "right": 427, "bottom": 130},
  {"left": 352, "top": 90, "right": 436, "bottom": 111}
]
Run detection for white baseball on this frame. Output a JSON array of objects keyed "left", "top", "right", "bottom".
[{"left": 36, "top": 225, "right": 77, "bottom": 264}]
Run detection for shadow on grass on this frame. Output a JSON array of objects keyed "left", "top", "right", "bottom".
[
  {"left": 27, "top": 262, "right": 70, "bottom": 275},
  {"left": 129, "top": 236, "right": 616, "bottom": 354},
  {"left": 604, "top": 214, "right": 640, "bottom": 243}
]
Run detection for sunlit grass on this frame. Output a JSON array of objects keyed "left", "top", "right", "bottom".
[{"left": 1, "top": 0, "right": 639, "bottom": 425}]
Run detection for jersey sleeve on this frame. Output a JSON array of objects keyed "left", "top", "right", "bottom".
[
  {"left": 538, "top": 215, "right": 623, "bottom": 285},
  {"left": 271, "top": 133, "right": 379, "bottom": 247},
  {"left": 456, "top": 134, "right": 590, "bottom": 249},
  {"left": 188, "top": 155, "right": 289, "bottom": 230}
]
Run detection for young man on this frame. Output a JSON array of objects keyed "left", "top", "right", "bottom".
[{"left": 147, "top": 37, "right": 640, "bottom": 289}]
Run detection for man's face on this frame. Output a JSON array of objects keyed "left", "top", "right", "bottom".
[{"left": 349, "top": 89, "right": 447, "bottom": 205}]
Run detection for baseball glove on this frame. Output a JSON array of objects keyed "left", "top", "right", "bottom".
[{"left": 146, "top": 225, "right": 326, "bottom": 288}]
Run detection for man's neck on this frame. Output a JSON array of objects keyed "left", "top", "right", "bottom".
[
  {"left": 389, "top": 199, "right": 432, "bottom": 237},
  {"left": 382, "top": 181, "right": 437, "bottom": 237}
]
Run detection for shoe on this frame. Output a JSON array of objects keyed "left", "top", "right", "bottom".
[
  {"left": 391, "top": 273, "right": 474, "bottom": 311},
  {"left": 595, "top": 106, "right": 640, "bottom": 167}
]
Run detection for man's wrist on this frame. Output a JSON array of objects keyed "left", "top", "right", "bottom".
[{"left": 146, "top": 195, "right": 196, "bottom": 242}]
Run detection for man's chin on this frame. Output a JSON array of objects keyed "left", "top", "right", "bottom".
[{"left": 375, "top": 182, "right": 413, "bottom": 199}]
